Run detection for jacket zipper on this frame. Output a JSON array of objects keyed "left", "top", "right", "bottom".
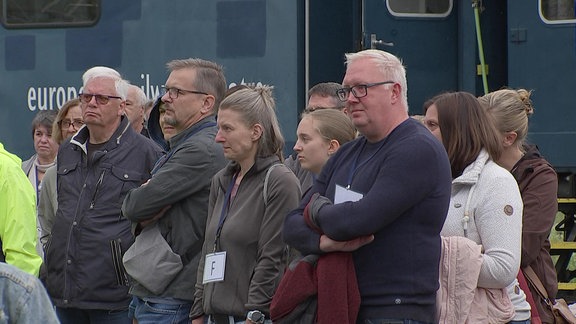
[{"left": 90, "top": 170, "right": 105, "bottom": 209}]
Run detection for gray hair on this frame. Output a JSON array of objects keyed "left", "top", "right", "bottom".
[
  {"left": 128, "top": 84, "right": 147, "bottom": 107},
  {"left": 345, "top": 49, "right": 409, "bottom": 111},
  {"left": 81, "top": 66, "right": 129, "bottom": 100},
  {"left": 166, "top": 58, "right": 227, "bottom": 114}
]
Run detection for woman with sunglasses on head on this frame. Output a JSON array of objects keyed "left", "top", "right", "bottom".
[
  {"left": 479, "top": 89, "right": 558, "bottom": 323},
  {"left": 424, "top": 91, "right": 529, "bottom": 323},
  {"left": 37, "top": 98, "right": 82, "bottom": 256}
]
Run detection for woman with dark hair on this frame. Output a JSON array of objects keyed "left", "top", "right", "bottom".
[
  {"left": 22, "top": 110, "right": 59, "bottom": 196},
  {"left": 424, "top": 91, "right": 529, "bottom": 323}
]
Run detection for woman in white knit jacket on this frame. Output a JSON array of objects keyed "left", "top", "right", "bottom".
[{"left": 424, "top": 92, "right": 530, "bottom": 324}]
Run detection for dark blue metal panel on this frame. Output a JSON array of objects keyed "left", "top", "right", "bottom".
[
  {"left": 5, "top": 35, "right": 35, "bottom": 70},
  {"left": 217, "top": 1, "right": 266, "bottom": 58},
  {"left": 507, "top": 0, "right": 576, "bottom": 169}
]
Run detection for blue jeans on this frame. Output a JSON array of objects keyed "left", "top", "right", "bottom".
[
  {"left": 129, "top": 296, "right": 191, "bottom": 324},
  {"left": 56, "top": 307, "right": 131, "bottom": 324},
  {"left": 361, "top": 320, "right": 431, "bottom": 324},
  {"left": 508, "top": 320, "right": 531, "bottom": 324}
]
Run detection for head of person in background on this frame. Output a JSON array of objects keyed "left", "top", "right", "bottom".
[
  {"left": 22, "top": 110, "right": 59, "bottom": 189},
  {"left": 158, "top": 101, "right": 176, "bottom": 141},
  {"left": 423, "top": 92, "right": 502, "bottom": 178},
  {"left": 125, "top": 84, "right": 148, "bottom": 136},
  {"left": 478, "top": 88, "right": 534, "bottom": 170},
  {"left": 294, "top": 109, "right": 356, "bottom": 175},
  {"left": 53, "top": 98, "right": 83, "bottom": 145},
  {"left": 306, "top": 82, "right": 347, "bottom": 113},
  {"left": 143, "top": 98, "right": 155, "bottom": 126},
  {"left": 30, "top": 110, "right": 59, "bottom": 165}
]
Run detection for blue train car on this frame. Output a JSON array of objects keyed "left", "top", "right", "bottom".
[
  {"left": 0, "top": 0, "right": 304, "bottom": 158},
  {"left": 1, "top": 0, "right": 575, "bottom": 173}
]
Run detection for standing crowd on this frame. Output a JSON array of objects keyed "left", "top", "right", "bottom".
[{"left": 0, "top": 49, "right": 563, "bottom": 324}]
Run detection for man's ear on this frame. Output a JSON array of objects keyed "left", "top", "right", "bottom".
[
  {"left": 390, "top": 83, "right": 401, "bottom": 104},
  {"left": 118, "top": 101, "right": 126, "bottom": 117},
  {"left": 200, "top": 95, "right": 216, "bottom": 114}
]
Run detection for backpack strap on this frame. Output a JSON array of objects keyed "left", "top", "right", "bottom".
[{"left": 263, "top": 163, "right": 283, "bottom": 206}]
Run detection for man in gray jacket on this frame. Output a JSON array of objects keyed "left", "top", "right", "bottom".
[{"left": 122, "top": 58, "right": 227, "bottom": 323}]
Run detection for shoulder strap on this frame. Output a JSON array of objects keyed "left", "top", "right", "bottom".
[
  {"left": 263, "top": 163, "right": 283, "bottom": 206},
  {"left": 523, "top": 266, "right": 551, "bottom": 302}
]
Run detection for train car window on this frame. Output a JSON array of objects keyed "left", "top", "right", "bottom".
[
  {"left": 1, "top": 0, "right": 100, "bottom": 28},
  {"left": 386, "top": 0, "right": 452, "bottom": 18},
  {"left": 540, "top": 0, "right": 576, "bottom": 24}
]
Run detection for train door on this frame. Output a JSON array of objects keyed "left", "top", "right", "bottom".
[
  {"left": 507, "top": 0, "right": 576, "bottom": 169},
  {"left": 361, "top": 0, "right": 458, "bottom": 114}
]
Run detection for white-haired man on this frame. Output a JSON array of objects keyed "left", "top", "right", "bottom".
[{"left": 43, "top": 66, "right": 162, "bottom": 324}]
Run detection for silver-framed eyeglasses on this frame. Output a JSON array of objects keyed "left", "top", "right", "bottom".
[
  {"left": 79, "top": 93, "right": 123, "bottom": 105},
  {"left": 162, "top": 87, "right": 208, "bottom": 99},
  {"left": 336, "top": 81, "right": 395, "bottom": 102}
]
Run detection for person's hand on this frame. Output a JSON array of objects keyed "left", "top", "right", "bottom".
[
  {"left": 139, "top": 205, "right": 171, "bottom": 228},
  {"left": 191, "top": 316, "right": 204, "bottom": 324},
  {"left": 319, "top": 234, "right": 374, "bottom": 252}
]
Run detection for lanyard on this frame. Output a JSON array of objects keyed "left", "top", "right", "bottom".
[
  {"left": 213, "top": 173, "right": 238, "bottom": 252},
  {"left": 346, "top": 137, "right": 388, "bottom": 188},
  {"left": 150, "top": 122, "right": 216, "bottom": 175}
]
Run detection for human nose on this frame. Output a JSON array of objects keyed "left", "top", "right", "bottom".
[
  {"left": 215, "top": 130, "right": 224, "bottom": 143},
  {"left": 161, "top": 91, "right": 171, "bottom": 103},
  {"left": 293, "top": 140, "right": 302, "bottom": 152}
]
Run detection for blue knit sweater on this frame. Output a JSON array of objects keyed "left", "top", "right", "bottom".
[{"left": 284, "top": 118, "right": 452, "bottom": 322}]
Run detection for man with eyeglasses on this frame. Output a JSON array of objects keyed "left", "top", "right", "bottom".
[
  {"left": 283, "top": 49, "right": 452, "bottom": 324},
  {"left": 122, "top": 58, "right": 227, "bottom": 324},
  {"left": 43, "top": 66, "right": 163, "bottom": 324},
  {"left": 305, "top": 82, "right": 347, "bottom": 113}
]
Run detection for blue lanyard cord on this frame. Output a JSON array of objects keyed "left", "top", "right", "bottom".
[
  {"left": 213, "top": 173, "right": 238, "bottom": 252},
  {"left": 150, "top": 122, "right": 216, "bottom": 175},
  {"left": 347, "top": 137, "right": 388, "bottom": 188}
]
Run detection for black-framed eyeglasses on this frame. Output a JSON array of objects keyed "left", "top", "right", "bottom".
[
  {"left": 79, "top": 93, "right": 123, "bottom": 105},
  {"left": 59, "top": 119, "right": 84, "bottom": 129},
  {"left": 336, "top": 81, "right": 395, "bottom": 102},
  {"left": 162, "top": 87, "right": 208, "bottom": 99}
]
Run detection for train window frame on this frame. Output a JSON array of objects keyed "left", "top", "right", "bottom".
[
  {"left": 385, "top": 0, "right": 452, "bottom": 18},
  {"left": 0, "top": 0, "right": 100, "bottom": 29},
  {"left": 539, "top": 0, "right": 576, "bottom": 25}
]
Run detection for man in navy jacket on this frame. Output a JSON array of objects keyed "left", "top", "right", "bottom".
[
  {"left": 284, "top": 49, "right": 452, "bottom": 324},
  {"left": 44, "top": 66, "right": 162, "bottom": 324}
]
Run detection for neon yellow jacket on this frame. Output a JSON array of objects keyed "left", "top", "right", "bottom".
[{"left": 0, "top": 143, "right": 42, "bottom": 276}]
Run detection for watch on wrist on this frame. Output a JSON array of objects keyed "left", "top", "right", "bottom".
[{"left": 247, "top": 310, "right": 265, "bottom": 324}]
